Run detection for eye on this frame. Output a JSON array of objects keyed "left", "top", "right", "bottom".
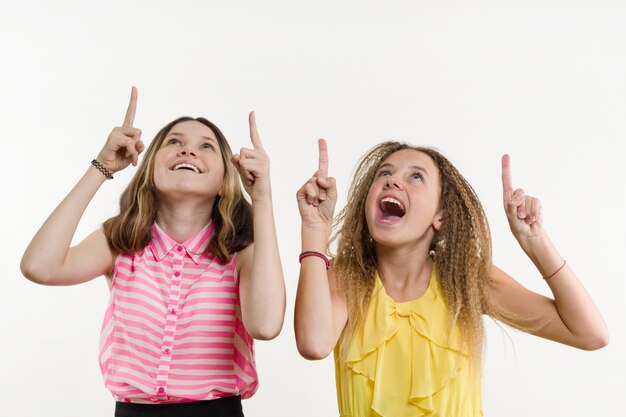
[
  {"left": 202, "top": 142, "right": 215, "bottom": 150},
  {"left": 377, "top": 169, "right": 391, "bottom": 177},
  {"left": 166, "top": 137, "right": 181, "bottom": 145},
  {"left": 411, "top": 172, "right": 424, "bottom": 182}
]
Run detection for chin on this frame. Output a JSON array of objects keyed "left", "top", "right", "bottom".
[{"left": 369, "top": 232, "right": 401, "bottom": 248}]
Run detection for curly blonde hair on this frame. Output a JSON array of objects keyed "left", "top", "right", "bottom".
[
  {"left": 332, "top": 142, "right": 502, "bottom": 363},
  {"left": 103, "top": 117, "right": 253, "bottom": 265}
]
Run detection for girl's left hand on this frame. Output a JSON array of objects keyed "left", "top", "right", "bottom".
[
  {"left": 501, "top": 154, "right": 544, "bottom": 245},
  {"left": 231, "top": 112, "right": 271, "bottom": 201}
]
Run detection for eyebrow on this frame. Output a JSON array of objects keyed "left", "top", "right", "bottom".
[{"left": 378, "top": 162, "right": 430, "bottom": 176}]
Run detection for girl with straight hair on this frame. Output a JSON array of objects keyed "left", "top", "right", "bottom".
[{"left": 21, "top": 87, "right": 286, "bottom": 416}]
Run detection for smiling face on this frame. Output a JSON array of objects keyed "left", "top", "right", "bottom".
[
  {"left": 153, "top": 120, "right": 225, "bottom": 204},
  {"left": 365, "top": 149, "right": 443, "bottom": 250}
]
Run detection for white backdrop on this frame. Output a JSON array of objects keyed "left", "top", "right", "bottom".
[{"left": 1, "top": 1, "right": 624, "bottom": 416}]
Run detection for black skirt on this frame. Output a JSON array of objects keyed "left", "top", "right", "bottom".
[{"left": 114, "top": 396, "right": 243, "bottom": 417}]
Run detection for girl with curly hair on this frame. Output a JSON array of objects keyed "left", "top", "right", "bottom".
[{"left": 295, "top": 140, "right": 607, "bottom": 417}]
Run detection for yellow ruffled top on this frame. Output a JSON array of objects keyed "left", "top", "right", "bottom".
[{"left": 334, "top": 270, "right": 483, "bottom": 417}]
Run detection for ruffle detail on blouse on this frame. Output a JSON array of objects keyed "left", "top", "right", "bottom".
[{"left": 344, "top": 274, "right": 470, "bottom": 417}]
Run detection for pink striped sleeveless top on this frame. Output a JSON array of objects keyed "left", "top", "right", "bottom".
[{"left": 99, "top": 222, "right": 258, "bottom": 403}]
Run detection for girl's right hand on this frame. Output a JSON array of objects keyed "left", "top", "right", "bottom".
[
  {"left": 296, "top": 139, "right": 337, "bottom": 231},
  {"left": 95, "top": 86, "right": 144, "bottom": 173}
]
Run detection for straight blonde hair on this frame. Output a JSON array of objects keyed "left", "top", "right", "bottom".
[{"left": 103, "top": 117, "right": 253, "bottom": 264}]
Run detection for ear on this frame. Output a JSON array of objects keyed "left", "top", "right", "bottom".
[{"left": 433, "top": 210, "right": 443, "bottom": 231}]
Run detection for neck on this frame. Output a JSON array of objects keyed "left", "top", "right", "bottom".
[
  {"left": 375, "top": 240, "right": 433, "bottom": 289},
  {"left": 156, "top": 197, "right": 215, "bottom": 243}
]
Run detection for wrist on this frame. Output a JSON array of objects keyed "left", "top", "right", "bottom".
[
  {"left": 516, "top": 229, "right": 550, "bottom": 256},
  {"left": 301, "top": 224, "right": 331, "bottom": 240},
  {"left": 301, "top": 230, "right": 330, "bottom": 253},
  {"left": 91, "top": 159, "right": 114, "bottom": 180},
  {"left": 250, "top": 188, "right": 273, "bottom": 205},
  {"left": 89, "top": 159, "right": 113, "bottom": 180},
  {"left": 518, "top": 233, "right": 565, "bottom": 278},
  {"left": 94, "top": 151, "right": 118, "bottom": 172},
  {"left": 299, "top": 251, "right": 330, "bottom": 269}
]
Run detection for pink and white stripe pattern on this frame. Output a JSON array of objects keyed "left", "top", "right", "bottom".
[{"left": 99, "top": 222, "right": 257, "bottom": 403}]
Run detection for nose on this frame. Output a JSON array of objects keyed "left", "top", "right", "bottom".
[
  {"left": 385, "top": 173, "right": 403, "bottom": 190},
  {"left": 177, "top": 145, "right": 196, "bottom": 157}
]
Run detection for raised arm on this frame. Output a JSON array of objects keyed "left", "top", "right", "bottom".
[
  {"left": 294, "top": 139, "right": 347, "bottom": 360},
  {"left": 489, "top": 154, "right": 609, "bottom": 350},
  {"left": 20, "top": 87, "right": 144, "bottom": 286},
  {"left": 232, "top": 112, "right": 286, "bottom": 340}
]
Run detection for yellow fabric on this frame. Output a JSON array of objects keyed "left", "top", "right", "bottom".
[{"left": 334, "top": 271, "right": 483, "bottom": 417}]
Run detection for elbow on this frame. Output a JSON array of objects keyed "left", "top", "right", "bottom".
[
  {"left": 294, "top": 318, "right": 337, "bottom": 360},
  {"left": 247, "top": 320, "right": 283, "bottom": 341},
  {"left": 20, "top": 258, "right": 51, "bottom": 285},
  {"left": 249, "top": 327, "right": 282, "bottom": 341},
  {"left": 579, "top": 331, "right": 610, "bottom": 351},
  {"left": 573, "top": 324, "right": 610, "bottom": 351},
  {"left": 297, "top": 344, "right": 332, "bottom": 361},
  {"left": 295, "top": 334, "right": 334, "bottom": 360}
]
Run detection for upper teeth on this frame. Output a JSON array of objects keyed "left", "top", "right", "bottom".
[
  {"left": 174, "top": 163, "right": 200, "bottom": 173},
  {"left": 381, "top": 197, "right": 404, "bottom": 210}
]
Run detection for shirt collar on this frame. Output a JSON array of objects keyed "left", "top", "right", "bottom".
[{"left": 149, "top": 221, "right": 214, "bottom": 264}]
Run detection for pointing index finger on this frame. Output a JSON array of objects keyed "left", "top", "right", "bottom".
[
  {"left": 501, "top": 153, "right": 514, "bottom": 196},
  {"left": 248, "top": 111, "right": 264, "bottom": 150},
  {"left": 318, "top": 139, "right": 329, "bottom": 178},
  {"left": 123, "top": 86, "right": 138, "bottom": 127}
]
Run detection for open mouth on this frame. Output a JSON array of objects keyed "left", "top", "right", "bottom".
[
  {"left": 172, "top": 162, "right": 201, "bottom": 173},
  {"left": 379, "top": 197, "right": 405, "bottom": 222}
]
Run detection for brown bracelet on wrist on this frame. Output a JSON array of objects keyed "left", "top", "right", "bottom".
[
  {"left": 543, "top": 259, "right": 566, "bottom": 280},
  {"left": 299, "top": 251, "right": 330, "bottom": 269},
  {"left": 91, "top": 159, "right": 114, "bottom": 180}
]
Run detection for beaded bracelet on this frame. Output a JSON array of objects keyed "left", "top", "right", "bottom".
[
  {"left": 299, "top": 251, "right": 330, "bottom": 269},
  {"left": 91, "top": 159, "right": 114, "bottom": 180},
  {"left": 543, "top": 259, "right": 566, "bottom": 280}
]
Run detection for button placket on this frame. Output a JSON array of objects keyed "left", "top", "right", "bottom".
[{"left": 155, "top": 246, "right": 185, "bottom": 399}]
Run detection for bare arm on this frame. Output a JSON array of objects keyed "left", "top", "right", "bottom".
[
  {"left": 21, "top": 169, "right": 113, "bottom": 285},
  {"left": 294, "top": 139, "right": 347, "bottom": 359},
  {"left": 234, "top": 112, "right": 286, "bottom": 340},
  {"left": 491, "top": 155, "right": 608, "bottom": 350},
  {"left": 20, "top": 87, "right": 144, "bottom": 286}
]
